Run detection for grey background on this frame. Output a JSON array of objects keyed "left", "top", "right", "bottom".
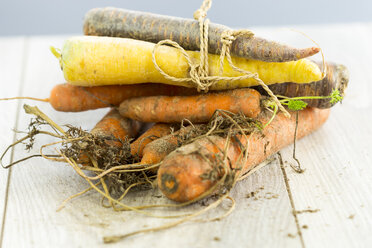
[{"left": 0, "top": 0, "right": 371, "bottom": 36}]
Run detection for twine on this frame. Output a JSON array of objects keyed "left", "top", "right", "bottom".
[{"left": 151, "top": 0, "right": 289, "bottom": 117}]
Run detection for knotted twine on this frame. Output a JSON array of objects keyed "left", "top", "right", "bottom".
[{"left": 151, "top": 0, "right": 289, "bottom": 117}]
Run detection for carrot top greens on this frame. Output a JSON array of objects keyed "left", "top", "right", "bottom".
[{"left": 284, "top": 89, "right": 343, "bottom": 111}]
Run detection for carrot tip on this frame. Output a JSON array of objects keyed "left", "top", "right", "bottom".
[
  {"left": 312, "top": 47, "right": 321, "bottom": 53},
  {"left": 297, "top": 46, "right": 320, "bottom": 59}
]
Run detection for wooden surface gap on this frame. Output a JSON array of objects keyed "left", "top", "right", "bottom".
[
  {"left": 278, "top": 152, "right": 305, "bottom": 248},
  {"left": 0, "top": 37, "right": 29, "bottom": 248}
]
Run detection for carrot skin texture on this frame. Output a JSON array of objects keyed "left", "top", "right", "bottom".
[
  {"left": 83, "top": 7, "right": 319, "bottom": 62},
  {"left": 158, "top": 107, "right": 331, "bottom": 202},
  {"left": 140, "top": 125, "right": 202, "bottom": 165},
  {"left": 130, "top": 123, "right": 175, "bottom": 157},
  {"left": 254, "top": 62, "right": 349, "bottom": 108},
  {"left": 49, "top": 83, "right": 198, "bottom": 112},
  {"left": 91, "top": 108, "right": 141, "bottom": 141},
  {"left": 140, "top": 135, "right": 179, "bottom": 165},
  {"left": 119, "top": 88, "right": 262, "bottom": 123}
]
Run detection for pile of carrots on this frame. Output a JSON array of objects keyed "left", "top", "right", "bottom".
[{"left": 44, "top": 6, "right": 348, "bottom": 203}]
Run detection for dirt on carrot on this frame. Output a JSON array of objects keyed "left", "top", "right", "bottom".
[
  {"left": 91, "top": 108, "right": 142, "bottom": 143},
  {"left": 139, "top": 124, "right": 206, "bottom": 165},
  {"left": 130, "top": 123, "right": 177, "bottom": 158},
  {"left": 119, "top": 88, "right": 262, "bottom": 123},
  {"left": 158, "top": 108, "right": 330, "bottom": 202},
  {"left": 49, "top": 83, "right": 198, "bottom": 112},
  {"left": 0, "top": 105, "right": 154, "bottom": 197}
]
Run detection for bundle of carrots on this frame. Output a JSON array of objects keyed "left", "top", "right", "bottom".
[{"left": 40, "top": 3, "right": 349, "bottom": 204}]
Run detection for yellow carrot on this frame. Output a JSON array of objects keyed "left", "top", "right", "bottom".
[{"left": 55, "top": 36, "right": 322, "bottom": 90}]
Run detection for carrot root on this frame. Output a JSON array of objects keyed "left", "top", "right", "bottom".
[
  {"left": 158, "top": 107, "right": 331, "bottom": 202},
  {"left": 91, "top": 108, "right": 142, "bottom": 141},
  {"left": 140, "top": 124, "right": 203, "bottom": 166},
  {"left": 119, "top": 88, "right": 262, "bottom": 123},
  {"left": 130, "top": 123, "right": 176, "bottom": 157},
  {"left": 49, "top": 83, "right": 198, "bottom": 112}
]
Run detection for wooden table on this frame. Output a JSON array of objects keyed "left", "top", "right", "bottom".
[{"left": 0, "top": 23, "right": 371, "bottom": 248}]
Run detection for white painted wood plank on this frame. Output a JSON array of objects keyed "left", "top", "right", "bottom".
[
  {"left": 0, "top": 37, "right": 25, "bottom": 242},
  {"left": 1, "top": 36, "right": 299, "bottom": 247},
  {"left": 0, "top": 35, "right": 109, "bottom": 247},
  {"left": 277, "top": 23, "right": 372, "bottom": 248},
  {"left": 96, "top": 161, "right": 301, "bottom": 248}
]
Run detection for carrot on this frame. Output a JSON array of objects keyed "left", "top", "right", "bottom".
[
  {"left": 119, "top": 88, "right": 261, "bottom": 123},
  {"left": 158, "top": 107, "right": 331, "bottom": 202},
  {"left": 254, "top": 62, "right": 349, "bottom": 108},
  {"left": 49, "top": 83, "right": 198, "bottom": 112},
  {"left": 130, "top": 123, "right": 176, "bottom": 157},
  {"left": 55, "top": 36, "right": 323, "bottom": 89},
  {"left": 91, "top": 108, "right": 141, "bottom": 142},
  {"left": 139, "top": 135, "right": 179, "bottom": 166},
  {"left": 79, "top": 108, "right": 142, "bottom": 165},
  {"left": 3, "top": 62, "right": 343, "bottom": 113},
  {"left": 140, "top": 125, "right": 203, "bottom": 165},
  {"left": 83, "top": 7, "right": 320, "bottom": 62}
]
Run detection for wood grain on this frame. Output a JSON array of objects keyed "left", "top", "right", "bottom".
[
  {"left": 0, "top": 37, "right": 26, "bottom": 244},
  {"left": 0, "top": 36, "right": 109, "bottom": 247},
  {"left": 277, "top": 24, "right": 372, "bottom": 247}
]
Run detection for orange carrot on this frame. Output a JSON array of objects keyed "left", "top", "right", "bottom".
[
  {"left": 49, "top": 83, "right": 198, "bottom": 112},
  {"left": 91, "top": 108, "right": 142, "bottom": 142},
  {"left": 139, "top": 124, "right": 204, "bottom": 165},
  {"left": 139, "top": 135, "right": 178, "bottom": 166},
  {"left": 130, "top": 123, "right": 175, "bottom": 157},
  {"left": 158, "top": 107, "right": 330, "bottom": 202},
  {"left": 83, "top": 7, "right": 319, "bottom": 62},
  {"left": 79, "top": 108, "right": 142, "bottom": 165},
  {"left": 3, "top": 68, "right": 344, "bottom": 112},
  {"left": 119, "top": 88, "right": 262, "bottom": 123}
]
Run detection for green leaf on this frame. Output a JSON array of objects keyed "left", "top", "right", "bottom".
[
  {"left": 330, "top": 89, "right": 343, "bottom": 104},
  {"left": 287, "top": 100, "right": 308, "bottom": 111}
]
